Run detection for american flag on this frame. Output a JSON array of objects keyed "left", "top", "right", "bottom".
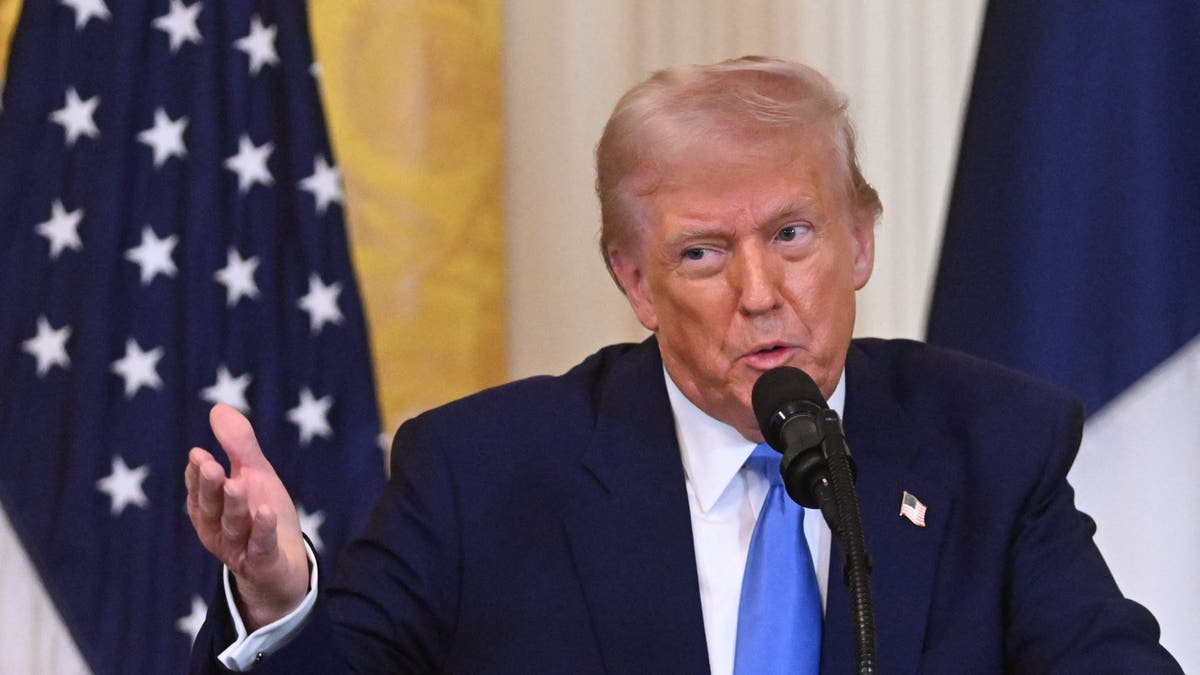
[
  {"left": 899, "top": 490, "right": 927, "bottom": 528},
  {"left": 0, "top": 2, "right": 384, "bottom": 672}
]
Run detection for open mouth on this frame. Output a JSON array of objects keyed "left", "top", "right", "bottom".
[
  {"left": 754, "top": 345, "right": 786, "bottom": 355},
  {"left": 741, "top": 343, "right": 794, "bottom": 368}
]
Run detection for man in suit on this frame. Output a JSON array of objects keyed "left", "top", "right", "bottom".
[{"left": 186, "top": 57, "right": 1182, "bottom": 673}]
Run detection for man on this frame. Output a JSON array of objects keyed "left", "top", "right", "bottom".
[{"left": 186, "top": 57, "right": 1181, "bottom": 673}]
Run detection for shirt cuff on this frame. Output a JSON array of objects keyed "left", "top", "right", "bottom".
[{"left": 216, "top": 541, "right": 319, "bottom": 671}]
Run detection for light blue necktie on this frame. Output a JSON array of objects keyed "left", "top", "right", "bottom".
[{"left": 733, "top": 443, "right": 822, "bottom": 675}]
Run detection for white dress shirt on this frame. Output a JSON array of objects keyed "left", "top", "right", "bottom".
[
  {"left": 664, "top": 369, "right": 838, "bottom": 675},
  {"left": 220, "top": 368, "right": 844, "bottom": 672},
  {"left": 218, "top": 542, "right": 318, "bottom": 669}
]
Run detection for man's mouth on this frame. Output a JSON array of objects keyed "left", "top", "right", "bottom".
[{"left": 740, "top": 343, "right": 796, "bottom": 369}]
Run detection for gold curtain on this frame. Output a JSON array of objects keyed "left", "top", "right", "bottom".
[
  {"left": 0, "top": 0, "right": 18, "bottom": 76},
  {"left": 308, "top": 1, "right": 506, "bottom": 437}
]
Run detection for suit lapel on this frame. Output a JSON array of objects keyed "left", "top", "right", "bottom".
[
  {"left": 562, "top": 339, "right": 711, "bottom": 674},
  {"left": 821, "top": 341, "right": 958, "bottom": 674}
]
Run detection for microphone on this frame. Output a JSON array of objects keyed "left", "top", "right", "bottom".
[
  {"left": 751, "top": 366, "right": 856, "bottom": 528},
  {"left": 752, "top": 366, "right": 878, "bottom": 674}
]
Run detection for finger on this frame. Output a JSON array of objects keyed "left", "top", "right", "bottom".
[
  {"left": 184, "top": 447, "right": 214, "bottom": 507},
  {"left": 246, "top": 506, "right": 279, "bottom": 562},
  {"left": 220, "top": 481, "right": 251, "bottom": 549},
  {"left": 197, "top": 460, "right": 227, "bottom": 521},
  {"left": 189, "top": 446, "right": 217, "bottom": 465},
  {"left": 184, "top": 461, "right": 198, "bottom": 506},
  {"left": 209, "top": 403, "right": 269, "bottom": 472}
]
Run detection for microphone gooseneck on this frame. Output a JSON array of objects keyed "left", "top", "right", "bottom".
[{"left": 751, "top": 366, "right": 878, "bottom": 675}]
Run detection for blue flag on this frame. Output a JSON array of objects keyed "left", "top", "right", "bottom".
[
  {"left": 0, "top": 2, "right": 384, "bottom": 672},
  {"left": 927, "top": 2, "right": 1200, "bottom": 669}
]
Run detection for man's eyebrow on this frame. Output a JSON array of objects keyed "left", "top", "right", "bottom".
[
  {"left": 659, "top": 197, "right": 823, "bottom": 247},
  {"left": 662, "top": 224, "right": 732, "bottom": 248},
  {"left": 762, "top": 198, "right": 819, "bottom": 223}
]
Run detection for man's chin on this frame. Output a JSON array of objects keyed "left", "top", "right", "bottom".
[
  {"left": 723, "top": 403, "right": 765, "bottom": 443},
  {"left": 740, "top": 356, "right": 840, "bottom": 405}
]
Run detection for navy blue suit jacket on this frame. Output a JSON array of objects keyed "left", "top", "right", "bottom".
[{"left": 192, "top": 337, "right": 1180, "bottom": 673}]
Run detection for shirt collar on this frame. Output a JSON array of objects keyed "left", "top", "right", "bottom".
[{"left": 665, "top": 367, "right": 847, "bottom": 513}]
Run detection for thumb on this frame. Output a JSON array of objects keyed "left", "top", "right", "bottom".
[{"left": 209, "top": 403, "right": 269, "bottom": 472}]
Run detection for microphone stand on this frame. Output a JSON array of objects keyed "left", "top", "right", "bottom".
[
  {"left": 782, "top": 411, "right": 878, "bottom": 674},
  {"left": 817, "top": 410, "right": 877, "bottom": 675}
]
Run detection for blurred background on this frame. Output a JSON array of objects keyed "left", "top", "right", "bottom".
[{"left": 2, "top": 1, "right": 1195, "bottom": 672}]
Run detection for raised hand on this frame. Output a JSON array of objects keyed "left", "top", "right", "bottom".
[{"left": 185, "top": 403, "right": 311, "bottom": 631}]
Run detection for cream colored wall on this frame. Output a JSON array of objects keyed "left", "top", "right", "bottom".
[{"left": 504, "top": 0, "right": 987, "bottom": 378}]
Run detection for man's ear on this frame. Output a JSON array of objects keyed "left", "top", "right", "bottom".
[
  {"left": 849, "top": 217, "right": 876, "bottom": 290},
  {"left": 608, "top": 247, "right": 659, "bottom": 332}
]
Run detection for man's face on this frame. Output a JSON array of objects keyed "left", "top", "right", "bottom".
[{"left": 609, "top": 130, "right": 875, "bottom": 441}]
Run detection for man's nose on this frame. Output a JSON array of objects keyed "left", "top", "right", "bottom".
[{"left": 733, "top": 244, "right": 782, "bottom": 316}]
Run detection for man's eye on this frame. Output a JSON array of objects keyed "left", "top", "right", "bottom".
[
  {"left": 683, "top": 248, "right": 707, "bottom": 261},
  {"left": 776, "top": 223, "right": 813, "bottom": 243}
]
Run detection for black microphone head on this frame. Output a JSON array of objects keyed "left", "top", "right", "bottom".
[{"left": 752, "top": 366, "right": 828, "bottom": 448}]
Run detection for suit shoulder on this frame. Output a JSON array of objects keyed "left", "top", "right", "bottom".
[
  {"left": 850, "top": 337, "right": 1083, "bottom": 422},
  {"left": 385, "top": 339, "right": 661, "bottom": 490},
  {"left": 435, "top": 340, "right": 646, "bottom": 416},
  {"left": 850, "top": 338, "right": 1087, "bottom": 492},
  {"left": 391, "top": 340, "right": 653, "bottom": 452}
]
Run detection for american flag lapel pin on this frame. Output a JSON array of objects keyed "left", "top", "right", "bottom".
[{"left": 899, "top": 491, "right": 927, "bottom": 527}]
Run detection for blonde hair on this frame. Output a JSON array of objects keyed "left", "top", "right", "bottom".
[{"left": 595, "top": 56, "right": 882, "bottom": 289}]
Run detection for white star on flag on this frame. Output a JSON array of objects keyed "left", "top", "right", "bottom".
[
  {"left": 233, "top": 15, "right": 279, "bottom": 76},
  {"left": 59, "top": 0, "right": 110, "bottom": 30},
  {"left": 22, "top": 315, "right": 72, "bottom": 377},
  {"left": 298, "top": 155, "right": 343, "bottom": 216},
  {"left": 298, "top": 274, "right": 343, "bottom": 333},
  {"left": 35, "top": 199, "right": 84, "bottom": 259},
  {"left": 200, "top": 365, "right": 252, "bottom": 413},
  {"left": 296, "top": 505, "right": 327, "bottom": 553},
  {"left": 96, "top": 455, "right": 150, "bottom": 515},
  {"left": 152, "top": 0, "right": 203, "bottom": 53},
  {"left": 287, "top": 387, "right": 333, "bottom": 446},
  {"left": 223, "top": 133, "right": 274, "bottom": 194},
  {"left": 175, "top": 595, "right": 207, "bottom": 645},
  {"left": 124, "top": 226, "right": 178, "bottom": 285},
  {"left": 213, "top": 247, "right": 260, "bottom": 307},
  {"left": 137, "top": 108, "right": 189, "bottom": 167},
  {"left": 899, "top": 490, "right": 927, "bottom": 528},
  {"left": 111, "top": 338, "right": 164, "bottom": 398},
  {"left": 49, "top": 87, "right": 100, "bottom": 147}
]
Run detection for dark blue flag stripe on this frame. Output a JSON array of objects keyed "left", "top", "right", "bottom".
[
  {"left": 926, "top": 0, "right": 1200, "bottom": 416},
  {"left": 0, "top": 2, "right": 384, "bottom": 672}
]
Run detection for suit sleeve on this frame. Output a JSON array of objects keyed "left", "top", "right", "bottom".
[
  {"left": 189, "top": 416, "right": 462, "bottom": 674},
  {"left": 1002, "top": 395, "right": 1182, "bottom": 673}
]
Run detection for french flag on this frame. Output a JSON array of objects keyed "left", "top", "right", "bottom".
[{"left": 927, "top": 2, "right": 1199, "bottom": 671}]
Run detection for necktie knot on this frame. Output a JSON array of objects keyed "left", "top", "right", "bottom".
[{"left": 746, "top": 443, "right": 783, "bottom": 487}]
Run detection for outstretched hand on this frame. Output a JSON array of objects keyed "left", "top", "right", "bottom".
[{"left": 185, "top": 404, "right": 311, "bottom": 631}]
